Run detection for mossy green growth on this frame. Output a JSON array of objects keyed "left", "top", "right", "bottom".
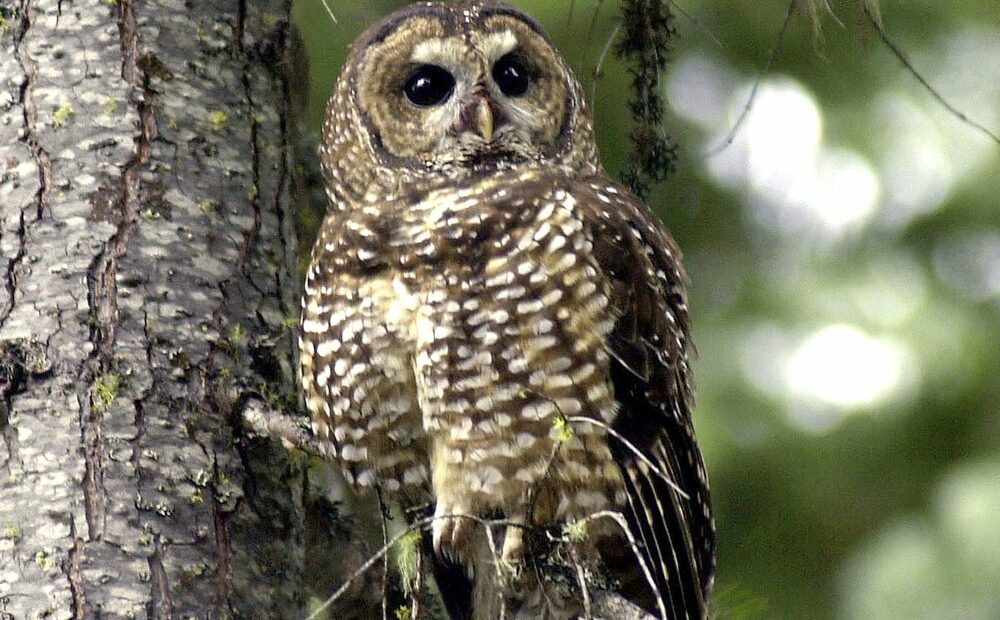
[
  {"left": 553, "top": 415, "right": 573, "bottom": 444},
  {"left": 562, "top": 519, "right": 588, "bottom": 543},
  {"left": 395, "top": 530, "right": 422, "bottom": 596},
  {"left": 209, "top": 110, "right": 228, "bottom": 132},
  {"left": 34, "top": 551, "right": 56, "bottom": 571},
  {"left": 255, "top": 380, "right": 286, "bottom": 411},
  {"left": 183, "top": 562, "right": 206, "bottom": 578},
  {"left": 228, "top": 322, "right": 245, "bottom": 345},
  {"left": 52, "top": 103, "right": 74, "bottom": 128},
  {"left": 92, "top": 373, "right": 120, "bottom": 412}
]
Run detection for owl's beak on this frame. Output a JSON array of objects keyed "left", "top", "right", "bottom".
[{"left": 474, "top": 97, "right": 494, "bottom": 143}]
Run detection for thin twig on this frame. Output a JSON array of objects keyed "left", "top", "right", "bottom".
[
  {"left": 576, "top": 510, "right": 668, "bottom": 620},
  {"left": 528, "top": 544, "right": 560, "bottom": 616},
  {"left": 591, "top": 21, "right": 622, "bottom": 107},
  {"left": 584, "top": 0, "right": 607, "bottom": 54},
  {"left": 307, "top": 521, "right": 422, "bottom": 620},
  {"left": 862, "top": 4, "right": 999, "bottom": 145},
  {"left": 569, "top": 543, "right": 593, "bottom": 619},
  {"left": 483, "top": 524, "right": 509, "bottom": 620},
  {"left": 306, "top": 514, "right": 531, "bottom": 620},
  {"left": 666, "top": 0, "right": 722, "bottom": 49},
  {"left": 824, "top": 0, "right": 846, "bottom": 30},
  {"left": 800, "top": 0, "right": 843, "bottom": 37},
  {"left": 566, "top": 416, "right": 689, "bottom": 500},
  {"left": 705, "top": 0, "right": 796, "bottom": 157},
  {"left": 308, "top": 508, "right": 661, "bottom": 620},
  {"left": 526, "top": 431, "right": 566, "bottom": 524},
  {"left": 318, "top": 0, "right": 338, "bottom": 25},
  {"left": 376, "top": 487, "right": 390, "bottom": 620}
]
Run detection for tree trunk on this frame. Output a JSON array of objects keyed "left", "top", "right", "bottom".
[{"left": 0, "top": 0, "right": 310, "bottom": 616}]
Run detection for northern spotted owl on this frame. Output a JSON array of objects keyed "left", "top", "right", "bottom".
[{"left": 300, "top": 2, "right": 714, "bottom": 618}]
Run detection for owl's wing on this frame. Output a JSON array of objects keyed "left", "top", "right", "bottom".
[{"left": 575, "top": 178, "right": 715, "bottom": 620}]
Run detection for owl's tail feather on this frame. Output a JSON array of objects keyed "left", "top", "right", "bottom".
[{"left": 619, "top": 456, "right": 706, "bottom": 620}]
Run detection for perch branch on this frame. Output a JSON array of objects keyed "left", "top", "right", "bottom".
[{"left": 861, "top": 4, "right": 1000, "bottom": 145}]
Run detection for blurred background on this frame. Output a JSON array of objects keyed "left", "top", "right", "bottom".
[{"left": 291, "top": 1, "right": 1000, "bottom": 618}]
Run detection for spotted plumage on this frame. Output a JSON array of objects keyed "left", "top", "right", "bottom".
[{"left": 300, "top": 2, "right": 714, "bottom": 618}]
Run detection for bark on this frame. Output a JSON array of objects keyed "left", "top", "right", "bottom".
[{"left": 0, "top": 0, "right": 311, "bottom": 617}]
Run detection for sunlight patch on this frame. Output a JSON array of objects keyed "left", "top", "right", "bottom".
[
  {"left": 668, "top": 63, "right": 883, "bottom": 243},
  {"left": 785, "top": 324, "right": 908, "bottom": 409}
]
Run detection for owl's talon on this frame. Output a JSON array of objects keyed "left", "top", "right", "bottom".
[
  {"left": 433, "top": 503, "right": 473, "bottom": 563},
  {"left": 501, "top": 524, "right": 524, "bottom": 564}
]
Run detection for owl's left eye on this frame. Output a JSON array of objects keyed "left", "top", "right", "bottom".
[
  {"left": 403, "top": 65, "right": 455, "bottom": 107},
  {"left": 492, "top": 53, "right": 530, "bottom": 97}
]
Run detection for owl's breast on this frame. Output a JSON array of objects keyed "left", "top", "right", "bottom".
[{"left": 383, "top": 171, "right": 553, "bottom": 275}]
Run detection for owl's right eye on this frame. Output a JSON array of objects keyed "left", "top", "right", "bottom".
[{"left": 403, "top": 65, "right": 455, "bottom": 107}]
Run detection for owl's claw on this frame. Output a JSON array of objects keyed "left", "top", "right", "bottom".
[
  {"left": 433, "top": 502, "right": 530, "bottom": 569},
  {"left": 501, "top": 524, "right": 524, "bottom": 563},
  {"left": 432, "top": 502, "right": 473, "bottom": 563}
]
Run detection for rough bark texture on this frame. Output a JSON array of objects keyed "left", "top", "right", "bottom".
[{"left": 0, "top": 0, "right": 309, "bottom": 617}]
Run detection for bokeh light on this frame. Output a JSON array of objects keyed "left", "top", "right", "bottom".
[
  {"left": 671, "top": 66, "right": 882, "bottom": 243},
  {"left": 785, "top": 324, "right": 910, "bottom": 409},
  {"left": 839, "top": 458, "right": 1000, "bottom": 620}
]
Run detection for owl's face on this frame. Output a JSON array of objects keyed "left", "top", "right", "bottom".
[{"left": 327, "top": 1, "right": 598, "bottom": 186}]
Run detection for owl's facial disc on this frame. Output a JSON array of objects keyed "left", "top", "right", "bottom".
[{"left": 353, "top": 5, "right": 576, "bottom": 171}]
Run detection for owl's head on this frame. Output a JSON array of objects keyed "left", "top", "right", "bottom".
[{"left": 322, "top": 1, "right": 600, "bottom": 199}]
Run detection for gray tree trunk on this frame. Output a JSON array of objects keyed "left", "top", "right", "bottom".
[{"left": 0, "top": 0, "right": 312, "bottom": 616}]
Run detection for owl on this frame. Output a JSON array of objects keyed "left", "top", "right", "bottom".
[{"left": 299, "top": 2, "right": 714, "bottom": 619}]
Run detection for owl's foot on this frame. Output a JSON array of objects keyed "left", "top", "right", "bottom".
[
  {"left": 501, "top": 515, "right": 525, "bottom": 563},
  {"left": 432, "top": 500, "right": 529, "bottom": 569},
  {"left": 432, "top": 500, "right": 474, "bottom": 563}
]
